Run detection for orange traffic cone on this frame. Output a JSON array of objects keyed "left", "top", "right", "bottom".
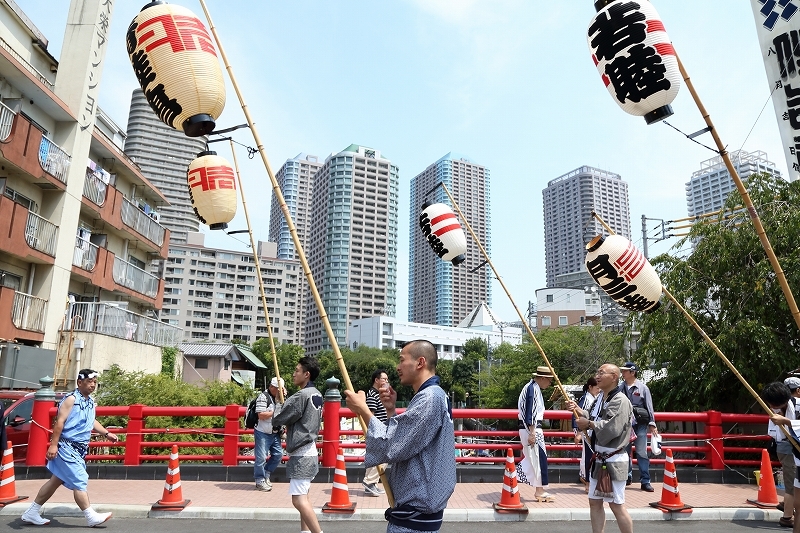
[
  {"left": 0, "top": 441, "right": 27, "bottom": 506},
  {"left": 493, "top": 448, "right": 528, "bottom": 513},
  {"left": 649, "top": 448, "right": 691, "bottom": 513},
  {"left": 152, "top": 445, "right": 191, "bottom": 511},
  {"left": 323, "top": 446, "right": 356, "bottom": 513},
  {"left": 746, "top": 448, "right": 779, "bottom": 508}
]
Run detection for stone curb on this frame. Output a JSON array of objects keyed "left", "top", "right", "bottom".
[{"left": 0, "top": 503, "right": 783, "bottom": 523}]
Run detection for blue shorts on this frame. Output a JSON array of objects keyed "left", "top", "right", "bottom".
[{"left": 46, "top": 442, "right": 88, "bottom": 491}]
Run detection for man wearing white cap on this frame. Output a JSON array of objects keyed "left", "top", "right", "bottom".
[
  {"left": 766, "top": 377, "right": 800, "bottom": 527},
  {"left": 517, "top": 365, "right": 555, "bottom": 501},
  {"left": 253, "top": 376, "right": 286, "bottom": 491}
]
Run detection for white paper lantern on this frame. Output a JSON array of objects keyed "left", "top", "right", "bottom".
[
  {"left": 585, "top": 234, "right": 661, "bottom": 313},
  {"left": 127, "top": 1, "right": 226, "bottom": 137},
  {"left": 587, "top": 0, "right": 680, "bottom": 124},
  {"left": 187, "top": 151, "right": 237, "bottom": 230},
  {"left": 419, "top": 202, "right": 467, "bottom": 266}
]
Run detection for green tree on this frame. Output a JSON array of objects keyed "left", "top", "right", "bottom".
[
  {"left": 637, "top": 173, "right": 800, "bottom": 412},
  {"left": 160, "top": 346, "right": 178, "bottom": 378},
  {"left": 251, "top": 340, "right": 304, "bottom": 392}
]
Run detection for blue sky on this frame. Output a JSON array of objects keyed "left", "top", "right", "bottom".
[{"left": 18, "top": 1, "right": 787, "bottom": 324}]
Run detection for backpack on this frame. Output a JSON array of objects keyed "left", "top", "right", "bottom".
[{"left": 244, "top": 396, "right": 259, "bottom": 429}]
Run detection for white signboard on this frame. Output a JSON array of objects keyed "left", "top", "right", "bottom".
[{"left": 751, "top": 0, "right": 800, "bottom": 182}]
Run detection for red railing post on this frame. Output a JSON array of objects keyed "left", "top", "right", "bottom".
[
  {"left": 706, "top": 410, "right": 724, "bottom": 470},
  {"left": 124, "top": 404, "right": 144, "bottom": 466},
  {"left": 27, "top": 376, "right": 55, "bottom": 466},
  {"left": 223, "top": 404, "right": 241, "bottom": 466},
  {"left": 322, "top": 377, "right": 341, "bottom": 467}
]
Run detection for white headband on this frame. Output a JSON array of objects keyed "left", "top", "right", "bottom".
[{"left": 77, "top": 371, "right": 99, "bottom": 380}]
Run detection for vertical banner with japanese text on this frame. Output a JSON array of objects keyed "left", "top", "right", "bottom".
[{"left": 751, "top": 0, "right": 800, "bottom": 181}]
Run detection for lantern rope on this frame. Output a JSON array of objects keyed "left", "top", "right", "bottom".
[{"left": 661, "top": 120, "right": 719, "bottom": 154}]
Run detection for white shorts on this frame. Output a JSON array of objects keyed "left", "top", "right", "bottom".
[
  {"left": 587, "top": 475, "right": 626, "bottom": 505},
  {"left": 289, "top": 478, "right": 312, "bottom": 496}
]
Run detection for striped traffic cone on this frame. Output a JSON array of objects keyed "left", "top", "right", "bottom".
[
  {"left": 323, "top": 446, "right": 356, "bottom": 513},
  {"left": 649, "top": 448, "right": 692, "bottom": 513},
  {"left": 493, "top": 448, "right": 528, "bottom": 513},
  {"left": 0, "top": 441, "right": 27, "bottom": 506},
  {"left": 151, "top": 445, "right": 191, "bottom": 511},
  {"left": 746, "top": 448, "right": 780, "bottom": 509}
]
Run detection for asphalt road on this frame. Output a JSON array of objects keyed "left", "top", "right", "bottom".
[{"left": 0, "top": 517, "right": 779, "bottom": 532}]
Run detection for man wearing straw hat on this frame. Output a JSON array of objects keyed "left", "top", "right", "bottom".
[
  {"left": 344, "top": 339, "right": 456, "bottom": 533},
  {"left": 567, "top": 364, "right": 634, "bottom": 533},
  {"left": 517, "top": 365, "right": 555, "bottom": 502}
]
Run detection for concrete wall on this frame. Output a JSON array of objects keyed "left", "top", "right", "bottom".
[{"left": 75, "top": 332, "right": 162, "bottom": 379}]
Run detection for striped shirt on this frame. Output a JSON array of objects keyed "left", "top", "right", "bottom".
[{"left": 366, "top": 387, "right": 388, "bottom": 423}]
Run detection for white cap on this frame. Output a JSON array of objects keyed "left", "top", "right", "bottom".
[{"left": 270, "top": 377, "right": 285, "bottom": 388}]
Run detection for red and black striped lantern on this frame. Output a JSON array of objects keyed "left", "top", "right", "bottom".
[
  {"left": 587, "top": 0, "right": 680, "bottom": 124},
  {"left": 187, "top": 151, "right": 237, "bottom": 230},
  {"left": 585, "top": 234, "right": 661, "bottom": 313},
  {"left": 127, "top": 1, "right": 226, "bottom": 137},
  {"left": 418, "top": 202, "right": 467, "bottom": 266}
]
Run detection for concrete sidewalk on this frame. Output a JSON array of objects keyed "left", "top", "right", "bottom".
[{"left": 0, "top": 479, "right": 784, "bottom": 523}]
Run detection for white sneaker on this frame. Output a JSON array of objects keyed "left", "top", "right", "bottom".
[
  {"left": 21, "top": 508, "right": 51, "bottom": 526},
  {"left": 255, "top": 479, "right": 271, "bottom": 492},
  {"left": 87, "top": 511, "right": 112, "bottom": 527}
]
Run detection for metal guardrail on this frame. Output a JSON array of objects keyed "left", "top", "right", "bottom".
[
  {"left": 112, "top": 256, "right": 159, "bottom": 298},
  {"left": 0, "top": 36, "right": 54, "bottom": 90},
  {"left": 38, "top": 134, "right": 71, "bottom": 183},
  {"left": 66, "top": 302, "right": 182, "bottom": 347},
  {"left": 73, "top": 235, "right": 99, "bottom": 271},
  {"left": 0, "top": 100, "right": 16, "bottom": 141},
  {"left": 11, "top": 291, "right": 47, "bottom": 332},
  {"left": 25, "top": 211, "right": 58, "bottom": 256},
  {"left": 83, "top": 169, "right": 108, "bottom": 206},
  {"left": 120, "top": 196, "right": 166, "bottom": 247}
]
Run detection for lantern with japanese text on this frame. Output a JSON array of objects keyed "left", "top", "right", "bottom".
[
  {"left": 187, "top": 151, "right": 237, "bottom": 230},
  {"left": 127, "top": 1, "right": 226, "bottom": 137},
  {"left": 587, "top": 0, "right": 680, "bottom": 124},
  {"left": 418, "top": 202, "right": 467, "bottom": 266},
  {"left": 585, "top": 234, "right": 661, "bottom": 313}
]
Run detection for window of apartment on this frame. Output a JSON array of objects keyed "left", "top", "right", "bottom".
[
  {"left": 559, "top": 316, "right": 568, "bottom": 326},
  {"left": 546, "top": 294, "right": 554, "bottom": 303},
  {"left": 0, "top": 270, "right": 22, "bottom": 291},
  {"left": 194, "top": 358, "right": 209, "bottom": 369},
  {"left": 541, "top": 316, "right": 551, "bottom": 327}
]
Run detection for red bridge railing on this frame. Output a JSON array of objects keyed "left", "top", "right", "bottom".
[{"left": 26, "top": 395, "right": 770, "bottom": 470}]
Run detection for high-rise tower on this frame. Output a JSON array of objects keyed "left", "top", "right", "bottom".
[
  {"left": 686, "top": 150, "right": 782, "bottom": 217},
  {"left": 124, "top": 89, "right": 207, "bottom": 244},
  {"left": 408, "top": 153, "right": 491, "bottom": 326},
  {"left": 304, "top": 145, "right": 399, "bottom": 354},
  {"left": 268, "top": 153, "right": 322, "bottom": 346},
  {"left": 543, "top": 166, "right": 631, "bottom": 287}
]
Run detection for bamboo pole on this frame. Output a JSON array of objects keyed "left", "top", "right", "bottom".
[
  {"left": 590, "top": 212, "right": 800, "bottom": 452},
  {"left": 198, "top": 0, "right": 394, "bottom": 506},
  {"left": 438, "top": 183, "right": 579, "bottom": 412},
  {"left": 227, "top": 139, "right": 283, "bottom": 402},
  {"left": 676, "top": 53, "right": 800, "bottom": 331}
]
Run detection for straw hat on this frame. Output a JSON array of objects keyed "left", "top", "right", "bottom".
[{"left": 533, "top": 366, "right": 554, "bottom": 379}]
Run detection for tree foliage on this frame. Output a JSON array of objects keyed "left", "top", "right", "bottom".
[{"left": 636, "top": 174, "right": 800, "bottom": 412}]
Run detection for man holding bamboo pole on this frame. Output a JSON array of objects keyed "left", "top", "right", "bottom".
[
  {"left": 567, "top": 364, "right": 634, "bottom": 533},
  {"left": 344, "top": 340, "right": 456, "bottom": 533}
]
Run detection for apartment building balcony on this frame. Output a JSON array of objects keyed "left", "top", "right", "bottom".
[
  {"left": 0, "top": 111, "right": 72, "bottom": 190},
  {"left": 82, "top": 168, "right": 108, "bottom": 207},
  {"left": 120, "top": 195, "right": 166, "bottom": 248},
  {"left": 65, "top": 301, "right": 182, "bottom": 347},
  {"left": 0, "top": 286, "right": 46, "bottom": 344},
  {"left": 72, "top": 235, "right": 99, "bottom": 272},
  {"left": 0, "top": 195, "right": 56, "bottom": 264},
  {"left": 112, "top": 256, "right": 160, "bottom": 299}
]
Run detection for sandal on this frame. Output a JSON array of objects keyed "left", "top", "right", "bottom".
[
  {"left": 534, "top": 492, "right": 555, "bottom": 502},
  {"left": 779, "top": 517, "right": 793, "bottom": 528}
]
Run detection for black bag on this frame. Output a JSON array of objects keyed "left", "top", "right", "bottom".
[
  {"left": 633, "top": 406, "right": 650, "bottom": 425},
  {"left": 244, "top": 397, "right": 258, "bottom": 429},
  {"left": 768, "top": 437, "right": 778, "bottom": 461}
]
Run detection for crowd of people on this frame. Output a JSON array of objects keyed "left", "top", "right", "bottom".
[{"left": 24, "top": 347, "right": 795, "bottom": 533}]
